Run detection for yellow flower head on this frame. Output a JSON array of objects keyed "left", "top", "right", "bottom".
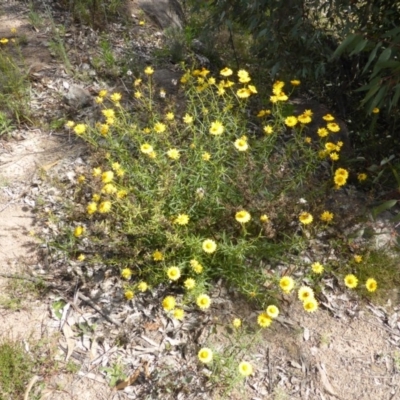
[
  {"left": 266, "top": 305, "right": 279, "bottom": 319},
  {"left": 184, "top": 278, "right": 196, "bottom": 290},
  {"left": 238, "top": 361, "right": 253, "bottom": 377},
  {"left": 299, "top": 212, "right": 313, "bottom": 225},
  {"left": 199, "top": 67, "right": 210, "bottom": 77},
  {"left": 263, "top": 125, "right": 273, "bottom": 135},
  {"left": 190, "top": 259, "right": 203, "bottom": 274},
  {"left": 0, "top": 38, "right": 9, "bottom": 44},
  {"left": 196, "top": 294, "right": 211, "bottom": 309},
  {"left": 117, "top": 190, "right": 127, "bottom": 199},
  {"left": 248, "top": 85, "right": 257, "bottom": 94},
  {"left": 124, "top": 290, "right": 134, "bottom": 300},
  {"left": 99, "top": 124, "right": 109, "bottom": 136},
  {"left": 335, "top": 168, "right": 349, "bottom": 179},
  {"left": 66, "top": 120, "right": 75, "bottom": 128},
  {"left": 237, "top": 69, "right": 251, "bottom": 83},
  {"left": 144, "top": 66, "right": 154, "bottom": 75},
  {"left": 344, "top": 274, "right": 358, "bottom": 289},
  {"left": 167, "top": 148, "right": 180, "bottom": 160},
  {"left": 74, "top": 124, "right": 86, "bottom": 135},
  {"left": 257, "top": 312, "right": 272, "bottom": 328},
  {"left": 330, "top": 152, "right": 339, "bottom": 161},
  {"left": 327, "top": 122, "right": 340, "bottom": 132},
  {"left": 290, "top": 79, "right": 301, "bottom": 86},
  {"left": 233, "top": 318, "right": 242, "bottom": 328},
  {"left": 260, "top": 214, "right": 269, "bottom": 222},
  {"left": 354, "top": 255, "right": 362, "bottom": 263},
  {"left": 273, "top": 80, "right": 285, "bottom": 94},
  {"left": 298, "top": 286, "right": 314, "bottom": 302},
  {"left": 209, "top": 121, "right": 224, "bottom": 135},
  {"left": 154, "top": 122, "right": 166, "bottom": 133},
  {"left": 166, "top": 112, "right": 175, "bottom": 121},
  {"left": 74, "top": 226, "right": 84, "bottom": 237},
  {"left": 298, "top": 114, "right": 312, "bottom": 124},
  {"left": 305, "top": 137, "right": 312, "bottom": 144},
  {"left": 334, "top": 174, "right": 347, "bottom": 187},
  {"left": 202, "top": 239, "right": 217, "bottom": 254},
  {"left": 237, "top": 88, "right": 251, "bottom": 98},
  {"left": 235, "top": 210, "right": 251, "bottom": 223},
  {"left": 311, "top": 262, "right": 324, "bottom": 274},
  {"left": 77, "top": 254, "right": 85, "bottom": 261},
  {"left": 198, "top": 348, "right": 213, "bottom": 363},
  {"left": 153, "top": 250, "right": 164, "bottom": 261},
  {"left": 141, "top": 143, "right": 153, "bottom": 154},
  {"left": 102, "top": 109, "right": 115, "bottom": 119},
  {"left": 102, "top": 183, "right": 117, "bottom": 194},
  {"left": 98, "top": 201, "right": 112, "bottom": 213},
  {"left": 320, "top": 211, "right": 334, "bottom": 222},
  {"left": 101, "top": 171, "right": 114, "bottom": 183},
  {"left": 78, "top": 174, "right": 85, "bottom": 183},
  {"left": 357, "top": 173, "right": 367, "bottom": 182},
  {"left": 167, "top": 267, "right": 181, "bottom": 281},
  {"left": 99, "top": 89, "right": 107, "bottom": 98},
  {"left": 137, "top": 281, "right": 148, "bottom": 292},
  {"left": 317, "top": 127, "right": 329, "bottom": 138},
  {"left": 220, "top": 67, "right": 233, "bottom": 76},
  {"left": 173, "top": 308, "right": 184, "bottom": 320},
  {"left": 366, "top": 278, "right": 377, "bottom": 292},
  {"left": 280, "top": 276, "right": 295, "bottom": 293},
  {"left": 110, "top": 93, "right": 121, "bottom": 102},
  {"left": 87, "top": 202, "right": 97, "bottom": 215},
  {"left": 285, "top": 116, "right": 297, "bottom": 127},
  {"left": 121, "top": 268, "right": 132, "bottom": 280},
  {"left": 372, "top": 107, "right": 380, "bottom": 114},
  {"left": 183, "top": 114, "right": 193, "bottom": 124},
  {"left": 323, "top": 114, "right": 335, "bottom": 121},
  {"left": 303, "top": 298, "right": 318, "bottom": 312},
  {"left": 174, "top": 214, "right": 189, "bottom": 225},
  {"left": 202, "top": 152, "right": 211, "bottom": 161},
  {"left": 234, "top": 138, "right": 249, "bottom": 151},
  {"left": 162, "top": 296, "right": 175, "bottom": 311}
]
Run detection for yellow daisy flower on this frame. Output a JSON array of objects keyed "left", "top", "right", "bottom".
[{"left": 198, "top": 348, "right": 213, "bottom": 363}]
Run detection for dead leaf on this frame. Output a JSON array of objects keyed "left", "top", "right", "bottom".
[
  {"left": 62, "top": 323, "right": 76, "bottom": 362},
  {"left": 143, "top": 321, "right": 161, "bottom": 331},
  {"left": 316, "top": 362, "right": 342, "bottom": 399},
  {"left": 113, "top": 367, "right": 141, "bottom": 391}
]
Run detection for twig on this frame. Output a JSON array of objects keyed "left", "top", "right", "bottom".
[
  {"left": 24, "top": 375, "right": 40, "bottom": 400},
  {"left": 0, "top": 273, "right": 121, "bottom": 326},
  {"left": 77, "top": 292, "right": 121, "bottom": 326}
]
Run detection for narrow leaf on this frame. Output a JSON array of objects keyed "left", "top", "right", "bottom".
[
  {"left": 331, "top": 34, "right": 360, "bottom": 59},
  {"left": 372, "top": 200, "right": 397, "bottom": 219}
]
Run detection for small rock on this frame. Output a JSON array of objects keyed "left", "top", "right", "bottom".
[{"left": 63, "top": 84, "right": 92, "bottom": 109}]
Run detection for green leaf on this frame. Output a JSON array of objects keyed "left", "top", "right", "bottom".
[
  {"left": 389, "top": 83, "right": 400, "bottom": 111},
  {"left": 362, "top": 42, "right": 382, "bottom": 74},
  {"left": 369, "top": 85, "right": 389, "bottom": 111},
  {"left": 372, "top": 200, "right": 397, "bottom": 219},
  {"left": 52, "top": 299, "right": 67, "bottom": 319},
  {"left": 349, "top": 38, "right": 369, "bottom": 56},
  {"left": 360, "top": 79, "right": 381, "bottom": 104},
  {"left": 331, "top": 33, "right": 362, "bottom": 59}
]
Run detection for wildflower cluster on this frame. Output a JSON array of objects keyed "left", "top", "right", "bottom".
[{"left": 58, "top": 65, "right": 382, "bottom": 378}]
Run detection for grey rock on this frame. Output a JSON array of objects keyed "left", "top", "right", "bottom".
[
  {"left": 138, "top": 0, "right": 184, "bottom": 30},
  {"left": 63, "top": 84, "right": 92, "bottom": 109}
]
